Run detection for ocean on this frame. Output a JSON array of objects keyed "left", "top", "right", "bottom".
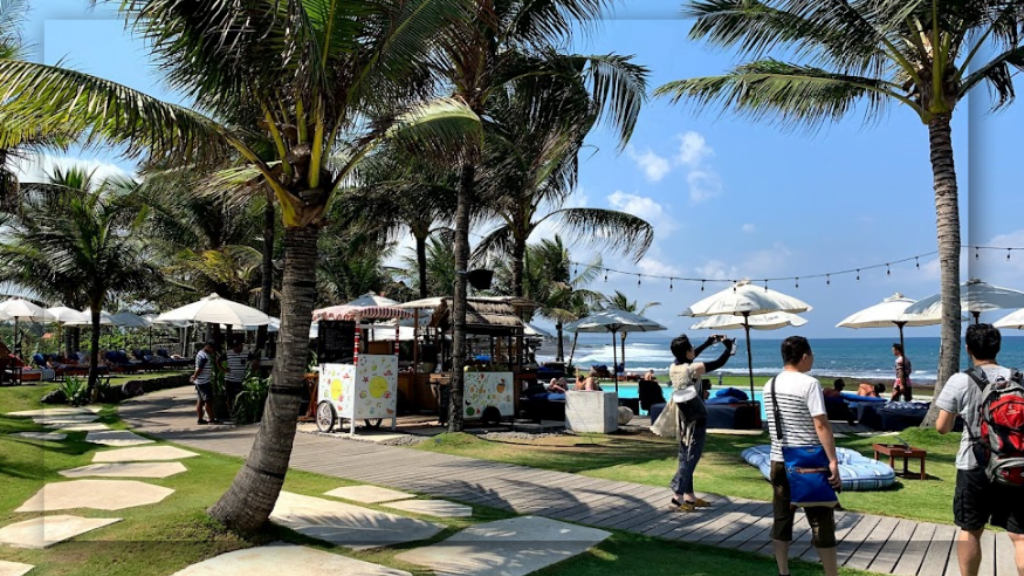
[{"left": 537, "top": 334, "right": 1024, "bottom": 384}]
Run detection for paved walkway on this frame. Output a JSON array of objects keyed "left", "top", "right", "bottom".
[{"left": 121, "top": 387, "right": 1017, "bottom": 576}]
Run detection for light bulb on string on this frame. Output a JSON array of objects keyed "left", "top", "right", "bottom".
[
  {"left": 976, "top": 247, "right": 980, "bottom": 259},
  {"left": 916, "top": 257, "right": 920, "bottom": 269},
  {"left": 669, "top": 278, "right": 674, "bottom": 292},
  {"left": 701, "top": 280, "right": 705, "bottom": 292},
  {"left": 637, "top": 274, "right": 641, "bottom": 287},
  {"left": 604, "top": 271, "right": 608, "bottom": 283},
  {"left": 574, "top": 263, "right": 578, "bottom": 276},
  {"left": 856, "top": 269, "right": 861, "bottom": 281},
  {"left": 1009, "top": 249, "right": 1013, "bottom": 261},
  {"left": 795, "top": 277, "right": 799, "bottom": 289},
  {"left": 764, "top": 280, "right": 769, "bottom": 293},
  {"left": 826, "top": 274, "right": 831, "bottom": 286},
  {"left": 886, "top": 264, "right": 891, "bottom": 276}
]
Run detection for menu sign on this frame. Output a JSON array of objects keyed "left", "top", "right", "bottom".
[{"left": 317, "top": 320, "right": 356, "bottom": 364}]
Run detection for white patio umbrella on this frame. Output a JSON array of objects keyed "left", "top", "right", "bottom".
[
  {"left": 110, "top": 312, "right": 153, "bottom": 329},
  {"left": 46, "top": 306, "right": 87, "bottom": 324},
  {"left": 523, "top": 322, "right": 554, "bottom": 339},
  {"left": 691, "top": 312, "right": 807, "bottom": 331},
  {"left": 836, "top": 293, "right": 942, "bottom": 350},
  {"left": 564, "top": 308, "right": 667, "bottom": 392},
  {"left": 681, "top": 279, "right": 812, "bottom": 399},
  {"left": 63, "top": 308, "right": 115, "bottom": 326},
  {"left": 219, "top": 317, "right": 280, "bottom": 332},
  {"left": 157, "top": 293, "right": 271, "bottom": 326},
  {"left": 904, "top": 279, "right": 1024, "bottom": 324},
  {"left": 993, "top": 309, "right": 1024, "bottom": 330},
  {"left": 0, "top": 298, "right": 54, "bottom": 355}
]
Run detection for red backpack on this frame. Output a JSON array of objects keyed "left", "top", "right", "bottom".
[{"left": 965, "top": 367, "right": 1024, "bottom": 488}]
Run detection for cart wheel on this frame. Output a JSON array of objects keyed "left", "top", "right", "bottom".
[
  {"left": 481, "top": 406, "right": 501, "bottom": 427},
  {"left": 316, "top": 401, "right": 336, "bottom": 433},
  {"left": 364, "top": 418, "right": 383, "bottom": 430}
]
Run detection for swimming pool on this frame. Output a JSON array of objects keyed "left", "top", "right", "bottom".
[{"left": 610, "top": 383, "right": 768, "bottom": 420}]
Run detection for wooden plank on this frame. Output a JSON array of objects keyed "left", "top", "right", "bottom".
[
  {"left": 892, "top": 522, "right": 937, "bottom": 576},
  {"left": 918, "top": 524, "right": 956, "bottom": 576},
  {"left": 660, "top": 501, "right": 748, "bottom": 540},
  {"left": 869, "top": 519, "right": 917, "bottom": 574},
  {"left": 994, "top": 532, "right": 1018, "bottom": 576},
  {"left": 944, "top": 531, "right": 961, "bottom": 576},
  {"left": 701, "top": 503, "right": 773, "bottom": 545},
  {"left": 837, "top": 515, "right": 883, "bottom": 566},
  {"left": 690, "top": 509, "right": 766, "bottom": 545},
  {"left": 721, "top": 512, "right": 774, "bottom": 550},
  {"left": 846, "top": 516, "right": 899, "bottom": 571},
  {"left": 551, "top": 487, "right": 663, "bottom": 522},
  {"left": 800, "top": 512, "right": 862, "bottom": 561}
]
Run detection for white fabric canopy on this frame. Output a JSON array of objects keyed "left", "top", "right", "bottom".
[
  {"left": 523, "top": 322, "right": 554, "bottom": 339},
  {"left": 564, "top": 309, "right": 667, "bottom": 334},
  {"left": 0, "top": 298, "right": 53, "bottom": 321},
  {"left": 64, "top": 308, "right": 115, "bottom": 326},
  {"left": 46, "top": 306, "right": 86, "bottom": 324},
  {"left": 110, "top": 312, "right": 153, "bottom": 328},
  {"left": 681, "top": 279, "right": 812, "bottom": 317},
  {"left": 220, "top": 317, "right": 280, "bottom": 332},
  {"left": 157, "top": 293, "right": 271, "bottom": 326},
  {"left": 836, "top": 293, "right": 942, "bottom": 329},
  {"left": 344, "top": 292, "right": 401, "bottom": 308},
  {"left": 691, "top": 312, "right": 806, "bottom": 331},
  {"left": 904, "top": 279, "right": 1024, "bottom": 322},
  {"left": 993, "top": 309, "right": 1024, "bottom": 330}
]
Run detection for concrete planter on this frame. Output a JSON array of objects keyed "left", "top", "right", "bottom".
[{"left": 565, "top": 391, "right": 619, "bottom": 434}]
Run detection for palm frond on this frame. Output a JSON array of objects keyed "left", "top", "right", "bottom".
[{"left": 541, "top": 207, "right": 654, "bottom": 263}]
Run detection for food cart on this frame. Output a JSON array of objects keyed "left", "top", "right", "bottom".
[{"left": 311, "top": 304, "right": 413, "bottom": 436}]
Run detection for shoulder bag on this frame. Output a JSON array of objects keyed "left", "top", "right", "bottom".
[{"left": 770, "top": 377, "right": 839, "bottom": 507}]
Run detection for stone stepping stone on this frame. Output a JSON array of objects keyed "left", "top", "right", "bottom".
[
  {"left": 7, "top": 407, "right": 93, "bottom": 418},
  {"left": 60, "top": 462, "right": 187, "bottom": 479},
  {"left": 324, "top": 486, "right": 415, "bottom": 504},
  {"left": 10, "top": 432, "right": 67, "bottom": 441},
  {"left": 0, "top": 515, "right": 121, "bottom": 549},
  {"left": 270, "top": 491, "right": 442, "bottom": 550},
  {"left": 169, "top": 542, "right": 411, "bottom": 576},
  {"left": 383, "top": 500, "right": 472, "bottom": 518},
  {"left": 52, "top": 423, "right": 111, "bottom": 432},
  {"left": 0, "top": 560, "right": 34, "bottom": 576},
  {"left": 84, "top": 431, "right": 154, "bottom": 447},
  {"left": 33, "top": 414, "right": 99, "bottom": 427},
  {"left": 16, "top": 480, "right": 174, "bottom": 512},
  {"left": 394, "top": 516, "right": 610, "bottom": 576},
  {"left": 93, "top": 445, "right": 198, "bottom": 462}
]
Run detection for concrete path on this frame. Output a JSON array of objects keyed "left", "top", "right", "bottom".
[{"left": 121, "top": 387, "right": 1015, "bottom": 576}]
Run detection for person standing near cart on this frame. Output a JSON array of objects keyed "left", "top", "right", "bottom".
[
  {"left": 224, "top": 338, "right": 249, "bottom": 417},
  {"left": 190, "top": 340, "right": 220, "bottom": 425}
]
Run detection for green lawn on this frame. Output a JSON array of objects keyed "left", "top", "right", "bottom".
[
  {"left": 0, "top": 384, "right": 883, "bottom": 576},
  {"left": 417, "top": 427, "right": 962, "bottom": 526}
]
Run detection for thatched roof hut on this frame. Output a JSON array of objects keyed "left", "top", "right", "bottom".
[{"left": 429, "top": 297, "right": 534, "bottom": 334}]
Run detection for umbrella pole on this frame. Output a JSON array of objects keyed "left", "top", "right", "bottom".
[
  {"left": 14, "top": 317, "right": 19, "bottom": 357},
  {"left": 897, "top": 322, "right": 905, "bottom": 352},
  {"left": 973, "top": 311, "right": 981, "bottom": 324},
  {"left": 612, "top": 329, "right": 619, "bottom": 393},
  {"left": 744, "top": 312, "right": 754, "bottom": 401}
]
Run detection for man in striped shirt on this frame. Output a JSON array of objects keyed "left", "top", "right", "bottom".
[
  {"left": 190, "top": 340, "right": 219, "bottom": 425},
  {"left": 224, "top": 338, "right": 250, "bottom": 416},
  {"left": 765, "top": 336, "right": 841, "bottom": 576}
]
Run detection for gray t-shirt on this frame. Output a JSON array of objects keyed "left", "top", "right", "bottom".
[{"left": 935, "top": 364, "right": 1011, "bottom": 470}]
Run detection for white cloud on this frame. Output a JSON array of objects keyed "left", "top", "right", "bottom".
[
  {"left": 687, "top": 170, "right": 723, "bottom": 203},
  {"left": 627, "top": 146, "right": 671, "bottom": 182},
  {"left": 695, "top": 260, "right": 739, "bottom": 281},
  {"left": 677, "top": 131, "right": 713, "bottom": 167},
  {"left": 742, "top": 223, "right": 756, "bottom": 233},
  {"left": 638, "top": 258, "right": 681, "bottom": 277},
  {"left": 607, "top": 190, "right": 678, "bottom": 234},
  {"left": 13, "top": 153, "right": 132, "bottom": 185}
]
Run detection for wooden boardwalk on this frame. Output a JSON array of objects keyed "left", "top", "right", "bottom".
[{"left": 121, "top": 388, "right": 1016, "bottom": 576}]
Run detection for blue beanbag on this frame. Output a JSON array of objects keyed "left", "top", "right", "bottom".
[
  {"left": 706, "top": 396, "right": 740, "bottom": 405},
  {"left": 716, "top": 387, "right": 749, "bottom": 401},
  {"left": 741, "top": 445, "right": 896, "bottom": 491},
  {"left": 841, "top": 392, "right": 887, "bottom": 404}
]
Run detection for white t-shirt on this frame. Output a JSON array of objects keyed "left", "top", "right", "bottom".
[
  {"left": 935, "top": 364, "right": 1011, "bottom": 470},
  {"left": 764, "top": 371, "right": 826, "bottom": 463}
]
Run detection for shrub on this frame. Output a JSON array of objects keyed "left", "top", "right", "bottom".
[
  {"left": 232, "top": 374, "right": 270, "bottom": 425},
  {"left": 59, "top": 376, "right": 90, "bottom": 406}
]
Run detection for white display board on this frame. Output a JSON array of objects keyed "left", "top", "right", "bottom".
[
  {"left": 319, "top": 355, "right": 398, "bottom": 435},
  {"left": 462, "top": 372, "right": 515, "bottom": 421}
]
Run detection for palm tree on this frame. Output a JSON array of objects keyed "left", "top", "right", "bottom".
[
  {"left": 473, "top": 84, "right": 653, "bottom": 298},
  {"left": 0, "top": 166, "right": 155, "bottom": 392},
  {"left": 401, "top": 229, "right": 459, "bottom": 298},
  {"left": 436, "top": 0, "right": 648, "bottom": 432},
  {"left": 0, "top": 0, "right": 479, "bottom": 532},
  {"left": 655, "top": 0, "right": 1024, "bottom": 425},
  {"left": 603, "top": 290, "right": 659, "bottom": 373}
]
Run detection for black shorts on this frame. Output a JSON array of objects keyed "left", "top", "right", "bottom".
[
  {"left": 954, "top": 467, "right": 1024, "bottom": 533},
  {"left": 225, "top": 379, "right": 243, "bottom": 398},
  {"left": 195, "top": 382, "right": 213, "bottom": 402},
  {"left": 770, "top": 462, "right": 837, "bottom": 548}
]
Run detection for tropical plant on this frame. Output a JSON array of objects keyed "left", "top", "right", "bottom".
[
  {"left": 59, "top": 376, "right": 89, "bottom": 407},
  {"left": 0, "top": 0, "right": 481, "bottom": 532},
  {"left": 233, "top": 374, "right": 272, "bottom": 425},
  {"left": 435, "top": 0, "right": 648, "bottom": 432},
  {"left": 655, "top": 0, "right": 1024, "bottom": 425},
  {"left": 0, "top": 166, "right": 156, "bottom": 392},
  {"left": 603, "top": 290, "right": 659, "bottom": 371},
  {"left": 401, "top": 229, "right": 459, "bottom": 298}
]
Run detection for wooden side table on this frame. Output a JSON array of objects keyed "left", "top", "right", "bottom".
[{"left": 873, "top": 443, "right": 927, "bottom": 480}]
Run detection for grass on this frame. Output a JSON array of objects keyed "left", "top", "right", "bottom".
[
  {"left": 0, "top": 383, "right": 886, "bottom": 576},
  {"left": 418, "top": 427, "right": 962, "bottom": 526}
]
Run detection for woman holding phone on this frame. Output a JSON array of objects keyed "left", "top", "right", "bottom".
[{"left": 652, "top": 333, "right": 735, "bottom": 511}]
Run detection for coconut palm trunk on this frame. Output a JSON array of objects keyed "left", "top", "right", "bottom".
[
  {"left": 620, "top": 332, "right": 627, "bottom": 374},
  {"left": 449, "top": 163, "right": 475, "bottom": 432},
  {"left": 922, "top": 115, "right": 963, "bottom": 426},
  {"left": 208, "top": 225, "right": 319, "bottom": 531},
  {"left": 415, "top": 232, "right": 429, "bottom": 299},
  {"left": 556, "top": 321, "right": 564, "bottom": 361},
  {"left": 512, "top": 236, "right": 526, "bottom": 299}
]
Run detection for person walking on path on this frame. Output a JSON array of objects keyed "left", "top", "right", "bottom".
[
  {"left": 765, "top": 336, "right": 841, "bottom": 576},
  {"left": 190, "top": 340, "right": 220, "bottom": 425},
  {"left": 935, "top": 323, "right": 1024, "bottom": 576},
  {"left": 891, "top": 343, "right": 913, "bottom": 402},
  {"left": 652, "top": 333, "right": 733, "bottom": 512},
  {"left": 224, "top": 338, "right": 249, "bottom": 417}
]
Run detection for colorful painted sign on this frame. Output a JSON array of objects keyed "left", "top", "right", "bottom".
[{"left": 463, "top": 372, "right": 514, "bottom": 419}]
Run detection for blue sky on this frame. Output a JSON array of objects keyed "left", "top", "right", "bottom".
[{"left": 14, "top": 0, "right": 1024, "bottom": 338}]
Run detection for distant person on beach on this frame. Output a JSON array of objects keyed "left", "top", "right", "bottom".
[
  {"left": 765, "top": 336, "right": 841, "bottom": 576},
  {"left": 857, "top": 382, "right": 885, "bottom": 397},
  {"left": 651, "top": 333, "right": 734, "bottom": 512},
  {"left": 575, "top": 371, "right": 601, "bottom": 391},
  {"left": 824, "top": 378, "right": 845, "bottom": 398},
  {"left": 546, "top": 377, "right": 567, "bottom": 393},
  {"left": 891, "top": 343, "right": 913, "bottom": 402},
  {"left": 934, "top": 324, "right": 1024, "bottom": 576}
]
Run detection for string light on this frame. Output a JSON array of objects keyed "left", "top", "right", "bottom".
[
  {"left": 701, "top": 280, "right": 705, "bottom": 292},
  {"left": 856, "top": 269, "right": 860, "bottom": 281},
  {"left": 886, "top": 263, "right": 891, "bottom": 276},
  {"left": 826, "top": 274, "right": 831, "bottom": 286},
  {"left": 669, "top": 278, "right": 674, "bottom": 292},
  {"left": 976, "top": 247, "right": 980, "bottom": 259},
  {"left": 637, "top": 274, "right": 641, "bottom": 287},
  {"left": 603, "top": 272, "right": 607, "bottom": 283},
  {"left": 764, "top": 280, "right": 769, "bottom": 293},
  {"left": 795, "top": 277, "right": 799, "bottom": 289},
  {"left": 916, "top": 257, "right": 920, "bottom": 269},
  {"left": 1009, "top": 249, "right": 1013, "bottom": 261}
]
